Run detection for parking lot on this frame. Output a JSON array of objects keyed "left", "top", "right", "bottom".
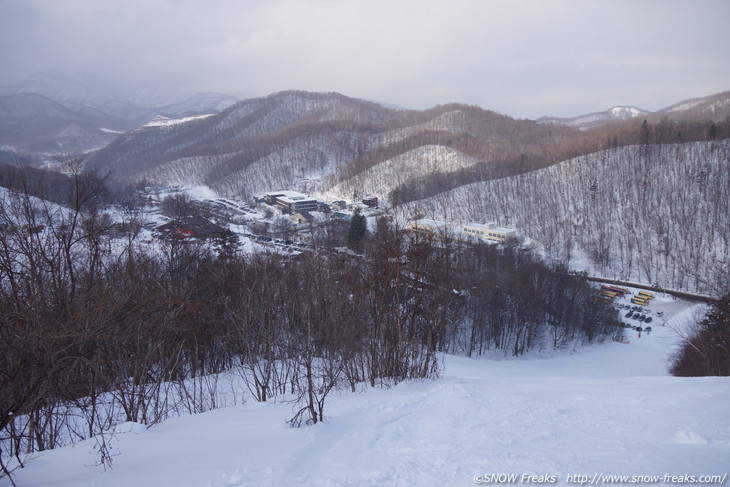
[{"left": 612, "top": 288, "right": 693, "bottom": 335}]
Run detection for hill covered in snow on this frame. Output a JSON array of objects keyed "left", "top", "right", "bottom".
[
  {"left": 83, "top": 90, "right": 579, "bottom": 196},
  {"left": 397, "top": 139, "right": 730, "bottom": 296}
]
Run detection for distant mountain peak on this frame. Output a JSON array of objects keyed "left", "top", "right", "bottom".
[
  {"left": 608, "top": 106, "right": 646, "bottom": 119},
  {"left": 537, "top": 91, "right": 730, "bottom": 130}
]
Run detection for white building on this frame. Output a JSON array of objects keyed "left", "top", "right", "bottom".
[
  {"left": 407, "top": 218, "right": 517, "bottom": 244},
  {"left": 462, "top": 222, "right": 516, "bottom": 243},
  {"left": 264, "top": 191, "right": 319, "bottom": 213}
]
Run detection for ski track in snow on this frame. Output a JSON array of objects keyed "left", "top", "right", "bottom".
[{"left": 7, "top": 299, "right": 730, "bottom": 487}]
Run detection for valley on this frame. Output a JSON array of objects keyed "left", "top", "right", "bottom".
[
  {"left": 2, "top": 1, "right": 728, "bottom": 484},
  {"left": 1, "top": 81, "right": 729, "bottom": 486}
]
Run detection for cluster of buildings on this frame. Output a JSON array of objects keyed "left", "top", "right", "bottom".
[
  {"left": 408, "top": 218, "right": 517, "bottom": 244},
  {"left": 257, "top": 190, "right": 382, "bottom": 224},
  {"left": 256, "top": 190, "right": 518, "bottom": 245},
  {"left": 260, "top": 191, "right": 378, "bottom": 213},
  {"left": 262, "top": 191, "right": 319, "bottom": 214}
]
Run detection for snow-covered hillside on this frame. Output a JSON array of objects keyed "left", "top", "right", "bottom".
[
  {"left": 8, "top": 298, "right": 729, "bottom": 487},
  {"left": 398, "top": 140, "right": 730, "bottom": 296},
  {"left": 83, "top": 91, "right": 578, "bottom": 199},
  {"left": 658, "top": 91, "right": 730, "bottom": 121},
  {"left": 323, "top": 144, "right": 480, "bottom": 203}
]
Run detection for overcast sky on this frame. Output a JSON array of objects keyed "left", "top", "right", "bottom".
[{"left": 1, "top": 0, "right": 728, "bottom": 118}]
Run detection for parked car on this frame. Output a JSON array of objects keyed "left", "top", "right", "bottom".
[
  {"left": 625, "top": 311, "right": 633, "bottom": 318},
  {"left": 644, "top": 317, "right": 653, "bottom": 324}
]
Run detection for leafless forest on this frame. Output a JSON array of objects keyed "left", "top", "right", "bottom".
[
  {"left": 83, "top": 93, "right": 730, "bottom": 298},
  {"left": 0, "top": 175, "right": 618, "bottom": 478},
  {"left": 2, "top": 90, "right": 729, "bottom": 482},
  {"left": 398, "top": 139, "right": 730, "bottom": 296}
]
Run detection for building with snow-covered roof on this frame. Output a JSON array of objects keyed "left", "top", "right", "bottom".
[
  {"left": 264, "top": 191, "right": 319, "bottom": 214},
  {"left": 407, "top": 219, "right": 517, "bottom": 244},
  {"left": 462, "top": 222, "right": 516, "bottom": 243}
]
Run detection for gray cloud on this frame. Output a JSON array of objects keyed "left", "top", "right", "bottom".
[{"left": 1, "top": 0, "right": 728, "bottom": 118}]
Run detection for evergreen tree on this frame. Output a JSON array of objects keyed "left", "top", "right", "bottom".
[
  {"left": 214, "top": 228, "right": 240, "bottom": 257},
  {"left": 347, "top": 208, "right": 367, "bottom": 253}
]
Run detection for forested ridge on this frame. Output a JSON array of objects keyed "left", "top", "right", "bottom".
[
  {"left": 85, "top": 90, "right": 730, "bottom": 206},
  {"left": 84, "top": 91, "right": 580, "bottom": 199},
  {"left": 399, "top": 139, "right": 730, "bottom": 297}
]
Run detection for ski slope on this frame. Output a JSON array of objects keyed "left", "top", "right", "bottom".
[{"left": 7, "top": 299, "right": 729, "bottom": 487}]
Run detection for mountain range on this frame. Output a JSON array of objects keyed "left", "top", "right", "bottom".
[
  {"left": 0, "top": 70, "right": 240, "bottom": 154},
  {"left": 537, "top": 106, "right": 651, "bottom": 130},
  {"left": 79, "top": 87, "right": 728, "bottom": 297},
  {"left": 0, "top": 93, "right": 132, "bottom": 153},
  {"left": 0, "top": 72, "right": 728, "bottom": 296},
  {"left": 1, "top": 70, "right": 727, "bottom": 208},
  {"left": 85, "top": 90, "right": 582, "bottom": 198},
  {"left": 2, "top": 70, "right": 729, "bottom": 161},
  {"left": 82, "top": 88, "right": 729, "bottom": 203}
]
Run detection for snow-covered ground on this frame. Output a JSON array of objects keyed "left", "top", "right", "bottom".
[{"left": 6, "top": 300, "right": 729, "bottom": 487}]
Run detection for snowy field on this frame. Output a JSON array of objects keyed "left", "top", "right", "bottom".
[{"left": 7, "top": 298, "right": 729, "bottom": 487}]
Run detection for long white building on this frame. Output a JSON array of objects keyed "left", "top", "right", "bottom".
[
  {"left": 462, "top": 222, "right": 517, "bottom": 243},
  {"left": 408, "top": 218, "right": 517, "bottom": 244}
]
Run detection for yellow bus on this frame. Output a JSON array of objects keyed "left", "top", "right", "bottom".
[
  {"left": 637, "top": 291, "right": 654, "bottom": 300},
  {"left": 631, "top": 296, "right": 649, "bottom": 305}
]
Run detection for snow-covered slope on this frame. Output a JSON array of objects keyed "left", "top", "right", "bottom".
[
  {"left": 322, "top": 144, "right": 480, "bottom": 204},
  {"left": 9, "top": 298, "right": 728, "bottom": 487}
]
